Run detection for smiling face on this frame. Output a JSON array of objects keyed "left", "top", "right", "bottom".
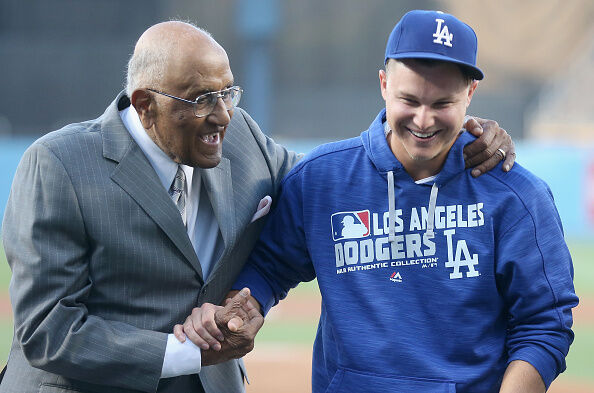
[
  {"left": 132, "top": 23, "right": 234, "bottom": 168},
  {"left": 380, "top": 59, "right": 478, "bottom": 180}
]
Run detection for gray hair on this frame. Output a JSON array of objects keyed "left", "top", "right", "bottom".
[
  {"left": 125, "top": 21, "right": 212, "bottom": 97},
  {"left": 125, "top": 45, "right": 167, "bottom": 97}
]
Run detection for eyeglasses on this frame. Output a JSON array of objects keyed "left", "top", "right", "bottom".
[{"left": 148, "top": 86, "right": 243, "bottom": 118}]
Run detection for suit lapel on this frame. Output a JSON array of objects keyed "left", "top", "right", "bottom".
[
  {"left": 102, "top": 93, "right": 204, "bottom": 281},
  {"left": 200, "top": 157, "right": 237, "bottom": 250}
]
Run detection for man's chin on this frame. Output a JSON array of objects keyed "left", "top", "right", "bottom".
[
  {"left": 192, "top": 153, "right": 222, "bottom": 169},
  {"left": 410, "top": 154, "right": 432, "bottom": 162}
]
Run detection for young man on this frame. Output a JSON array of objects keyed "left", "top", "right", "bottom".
[{"left": 176, "top": 11, "right": 578, "bottom": 393}]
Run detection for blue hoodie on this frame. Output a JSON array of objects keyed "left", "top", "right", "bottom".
[{"left": 233, "top": 109, "right": 578, "bottom": 393}]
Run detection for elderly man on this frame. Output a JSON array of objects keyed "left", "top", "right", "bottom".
[
  {"left": 2, "top": 21, "right": 513, "bottom": 393},
  {"left": 178, "top": 10, "right": 577, "bottom": 393}
]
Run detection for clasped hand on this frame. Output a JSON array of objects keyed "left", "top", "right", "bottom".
[{"left": 173, "top": 288, "right": 264, "bottom": 366}]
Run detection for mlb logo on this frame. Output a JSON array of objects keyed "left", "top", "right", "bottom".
[{"left": 331, "top": 210, "right": 370, "bottom": 241}]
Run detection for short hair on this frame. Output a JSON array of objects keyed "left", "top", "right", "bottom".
[
  {"left": 386, "top": 58, "right": 474, "bottom": 86},
  {"left": 125, "top": 21, "right": 212, "bottom": 97},
  {"left": 125, "top": 44, "right": 167, "bottom": 97}
]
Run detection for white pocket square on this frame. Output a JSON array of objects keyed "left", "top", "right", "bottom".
[{"left": 250, "top": 195, "right": 272, "bottom": 223}]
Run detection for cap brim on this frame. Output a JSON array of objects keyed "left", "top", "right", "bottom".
[{"left": 386, "top": 52, "right": 484, "bottom": 80}]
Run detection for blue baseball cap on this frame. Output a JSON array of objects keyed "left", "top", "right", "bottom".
[{"left": 384, "top": 10, "right": 484, "bottom": 80}]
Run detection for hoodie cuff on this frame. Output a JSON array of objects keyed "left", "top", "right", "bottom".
[
  {"left": 231, "top": 265, "right": 277, "bottom": 315},
  {"left": 508, "top": 346, "right": 561, "bottom": 389}
]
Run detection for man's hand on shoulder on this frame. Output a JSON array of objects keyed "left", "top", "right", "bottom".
[{"left": 463, "top": 116, "right": 516, "bottom": 177}]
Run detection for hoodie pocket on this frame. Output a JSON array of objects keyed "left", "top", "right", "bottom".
[{"left": 325, "top": 368, "right": 456, "bottom": 393}]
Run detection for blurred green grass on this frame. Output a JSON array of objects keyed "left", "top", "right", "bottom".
[
  {"left": 0, "top": 244, "right": 11, "bottom": 364},
  {"left": 0, "top": 240, "right": 592, "bottom": 384},
  {"left": 570, "top": 240, "right": 594, "bottom": 297},
  {"left": 0, "top": 245, "right": 9, "bottom": 290}
]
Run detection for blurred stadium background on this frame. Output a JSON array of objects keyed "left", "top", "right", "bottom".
[{"left": 0, "top": 0, "right": 593, "bottom": 392}]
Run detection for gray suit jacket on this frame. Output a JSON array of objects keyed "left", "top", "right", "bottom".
[{"left": 0, "top": 92, "right": 298, "bottom": 393}]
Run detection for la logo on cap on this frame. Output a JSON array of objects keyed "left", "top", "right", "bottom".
[
  {"left": 433, "top": 18, "right": 453, "bottom": 47},
  {"left": 384, "top": 10, "right": 484, "bottom": 80}
]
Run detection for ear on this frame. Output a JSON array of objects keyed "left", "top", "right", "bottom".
[
  {"left": 131, "top": 89, "right": 156, "bottom": 129},
  {"left": 379, "top": 69, "right": 388, "bottom": 101},
  {"left": 465, "top": 80, "right": 479, "bottom": 107}
]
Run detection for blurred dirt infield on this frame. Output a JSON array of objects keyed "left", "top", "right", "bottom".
[
  {"left": 0, "top": 293, "right": 9, "bottom": 318},
  {"left": 244, "top": 293, "right": 594, "bottom": 393}
]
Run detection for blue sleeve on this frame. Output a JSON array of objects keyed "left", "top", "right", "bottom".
[
  {"left": 232, "top": 170, "right": 316, "bottom": 315},
  {"left": 496, "top": 186, "right": 578, "bottom": 388}
]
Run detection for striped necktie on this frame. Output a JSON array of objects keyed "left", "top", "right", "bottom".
[{"left": 169, "top": 166, "right": 187, "bottom": 226}]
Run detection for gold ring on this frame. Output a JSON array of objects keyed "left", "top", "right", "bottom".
[{"left": 497, "top": 148, "right": 506, "bottom": 160}]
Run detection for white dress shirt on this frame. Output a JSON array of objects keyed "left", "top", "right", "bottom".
[{"left": 120, "top": 104, "right": 223, "bottom": 378}]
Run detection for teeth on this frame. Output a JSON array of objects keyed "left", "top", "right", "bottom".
[
  {"left": 201, "top": 132, "right": 219, "bottom": 143},
  {"left": 409, "top": 129, "right": 437, "bottom": 139}
]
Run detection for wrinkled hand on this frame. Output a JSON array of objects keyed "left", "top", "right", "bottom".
[
  {"left": 173, "top": 288, "right": 264, "bottom": 366},
  {"left": 174, "top": 302, "right": 226, "bottom": 351},
  {"left": 463, "top": 116, "right": 516, "bottom": 177}
]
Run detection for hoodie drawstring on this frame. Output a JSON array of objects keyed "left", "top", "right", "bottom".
[
  {"left": 387, "top": 171, "right": 396, "bottom": 242},
  {"left": 425, "top": 183, "right": 439, "bottom": 239},
  {"left": 387, "top": 172, "right": 439, "bottom": 242}
]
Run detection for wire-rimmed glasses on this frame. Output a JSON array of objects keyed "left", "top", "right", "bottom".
[{"left": 148, "top": 86, "right": 243, "bottom": 117}]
